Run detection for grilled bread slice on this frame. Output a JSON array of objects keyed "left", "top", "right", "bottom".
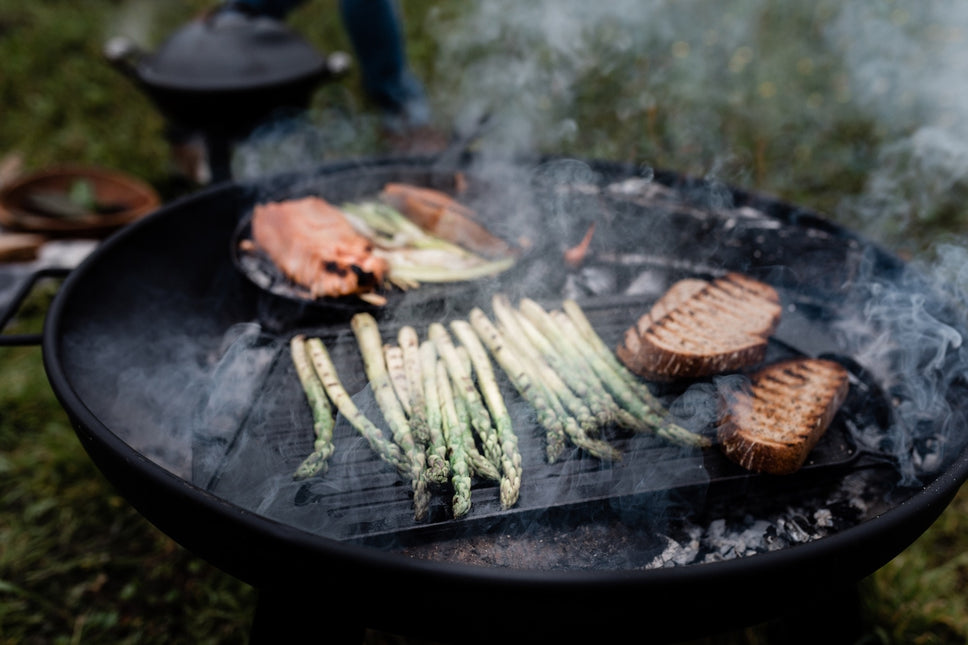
[
  {"left": 616, "top": 273, "right": 782, "bottom": 380},
  {"left": 717, "top": 358, "right": 850, "bottom": 475}
]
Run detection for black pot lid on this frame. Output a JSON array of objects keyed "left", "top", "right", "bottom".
[{"left": 137, "top": 10, "right": 328, "bottom": 91}]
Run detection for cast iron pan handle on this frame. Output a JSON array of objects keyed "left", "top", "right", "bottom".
[{"left": 0, "top": 267, "right": 72, "bottom": 347}]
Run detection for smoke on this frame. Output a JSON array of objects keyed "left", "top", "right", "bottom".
[
  {"left": 103, "top": 0, "right": 158, "bottom": 49},
  {"left": 425, "top": 1, "right": 968, "bottom": 258},
  {"left": 827, "top": 2, "right": 968, "bottom": 256}
]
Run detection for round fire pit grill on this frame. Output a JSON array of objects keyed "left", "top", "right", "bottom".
[{"left": 38, "top": 155, "right": 968, "bottom": 642}]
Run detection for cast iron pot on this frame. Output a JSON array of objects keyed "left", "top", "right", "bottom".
[
  {"left": 104, "top": 8, "right": 349, "bottom": 138},
  {"left": 38, "top": 156, "right": 968, "bottom": 643}
]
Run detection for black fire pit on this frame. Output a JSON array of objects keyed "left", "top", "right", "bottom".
[{"left": 39, "top": 155, "right": 968, "bottom": 642}]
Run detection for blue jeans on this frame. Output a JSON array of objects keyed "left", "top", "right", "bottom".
[{"left": 230, "top": 0, "right": 429, "bottom": 128}]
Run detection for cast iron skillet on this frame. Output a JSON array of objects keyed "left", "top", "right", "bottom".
[
  {"left": 40, "top": 156, "right": 968, "bottom": 643},
  {"left": 228, "top": 168, "right": 522, "bottom": 321}
]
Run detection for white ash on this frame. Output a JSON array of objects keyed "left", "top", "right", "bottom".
[{"left": 645, "top": 477, "right": 875, "bottom": 569}]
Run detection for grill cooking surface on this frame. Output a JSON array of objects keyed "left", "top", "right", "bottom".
[
  {"left": 190, "top": 156, "right": 900, "bottom": 546},
  {"left": 198, "top": 294, "right": 877, "bottom": 546}
]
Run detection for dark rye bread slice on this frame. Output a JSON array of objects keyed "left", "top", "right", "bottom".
[
  {"left": 717, "top": 358, "right": 850, "bottom": 475},
  {"left": 616, "top": 273, "right": 782, "bottom": 381}
]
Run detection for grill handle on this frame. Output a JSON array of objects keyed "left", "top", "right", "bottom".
[{"left": 0, "top": 267, "right": 71, "bottom": 346}]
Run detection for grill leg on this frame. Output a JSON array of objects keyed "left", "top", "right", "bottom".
[
  {"left": 204, "top": 134, "right": 234, "bottom": 184},
  {"left": 250, "top": 588, "right": 366, "bottom": 643}
]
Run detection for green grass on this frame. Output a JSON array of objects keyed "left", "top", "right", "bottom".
[{"left": 3, "top": 1, "right": 968, "bottom": 643}]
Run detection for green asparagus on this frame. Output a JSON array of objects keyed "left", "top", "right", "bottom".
[
  {"left": 562, "top": 298, "right": 674, "bottom": 410},
  {"left": 450, "top": 319, "right": 522, "bottom": 509},
  {"left": 481, "top": 310, "right": 621, "bottom": 461},
  {"left": 289, "top": 335, "right": 336, "bottom": 479},
  {"left": 468, "top": 307, "right": 568, "bottom": 462},
  {"left": 304, "top": 337, "right": 409, "bottom": 475},
  {"left": 493, "top": 294, "right": 618, "bottom": 428},
  {"left": 446, "top": 364, "right": 501, "bottom": 481},
  {"left": 428, "top": 322, "right": 503, "bottom": 470},
  {"left": 398, "top": 327, "right": 430, "bottom": 444},
  {"left": 518, "top": 299, "right": 658, "bottom": 418},
  {"left": 436, "top": 359, "right": 472, "bottom": 518},
  {"left": 548, "top": 306, "right": 709, "bottom": 449},
  {"left": 494, "top": 316, "right": 601, "bottom": 436},
  {"left": 418, "top": 340, "right": 451, "bottom": 484}
]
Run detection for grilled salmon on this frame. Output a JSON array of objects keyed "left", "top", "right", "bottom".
[{"left": 250, "top": 196, "right": 388, "bottom": 299}]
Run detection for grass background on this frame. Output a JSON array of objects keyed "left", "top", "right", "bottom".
[{"left": 3, "top": 1, "right": 968, "bottom": 643}]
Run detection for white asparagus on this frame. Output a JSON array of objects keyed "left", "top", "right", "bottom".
[
  {"left": 351, "top": 313, "right": 431, "bottom": 521},
  {"left": 383, "top": 343, "right": 412, "bottom": 418}
]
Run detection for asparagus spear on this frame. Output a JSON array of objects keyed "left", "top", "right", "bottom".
[
  {"left": 395, "top": 326, "right": 426, "bottom": 437},
  {"left": 450, "top": 320, "right": 523, "bottom": 509},
  {"left": 436, "top": 358, "right": 472, "bottom": 518},
  {"left": 383, "top": 343, "right": 412, "bottom": 418},
  {"left": 467, "top": 307, "right": 567, "bottom": 462},
  {"left": 493, "top": 316, "right": 600, "bottom": 436},
  {"left": 562, "top": 298, "right": 672, "bottom": 409},
  {"left": 446, "top": 365, "right": 501, "bottom": 481},
  {"left": 505, "top": 296, "right": 646, "bottom": 432},
  {"left": 518, "top": 299, "right": 659, "bottom": 421},
  {"left": 304, "top": 337, "right": 409, "bottom": 475},
  {"left": 290, "top": 335, "right": 336, "bottom": 479},
  {"left": 480, "top": 308, "right": 621, "bottom": 460},
  {"left": 550, "top": 309, "right": 708, "bottom": 447},
  {"left": 351, "top": 313, "right": 431, "bottom": 521},
  {"left": 540, "top": 304, "right": 709, "bottom": 449},
  {"left": 494, "top": 294, "right": 615, "bottom": 428},
  {"left": 414, "top": 337, "right": 450, "bottom": 484},
  {"left": 428, "top": 322, "right": 503, "bottom": 470}
]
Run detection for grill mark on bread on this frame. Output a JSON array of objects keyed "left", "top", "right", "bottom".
[
  {"left": 617, "top": 273, "right": 782, "bottom": 380},
  {"left": 718, "top": 358, "right": 849, "bottom": 474}
]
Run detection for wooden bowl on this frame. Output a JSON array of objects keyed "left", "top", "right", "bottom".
[{"left": 0, "top": 165, "right": 160, "bottom": 237}]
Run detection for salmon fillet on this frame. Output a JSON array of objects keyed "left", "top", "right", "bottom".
[{"left": 250, "top": 196, "right": 388, "bottom": 298}]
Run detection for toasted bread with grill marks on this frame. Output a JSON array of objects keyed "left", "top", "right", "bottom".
[
  {"left": 717, "top": 358, "right": 849, "bottom": 475},
  {"left": 616, "top": 273, "right": 782, "bottom": 381}
]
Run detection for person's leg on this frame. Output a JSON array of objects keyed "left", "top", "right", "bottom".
[{"left": 339, "top": 0, "right": 430, "bottom": 131}]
